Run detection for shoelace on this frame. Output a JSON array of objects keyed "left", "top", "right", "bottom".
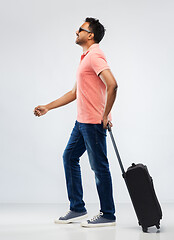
[
  {"left": 89, "top": 212, "right": 103, "bottom": 222},
  {"left": 62, "top": 210, "right": 71, "bottom": 218}
]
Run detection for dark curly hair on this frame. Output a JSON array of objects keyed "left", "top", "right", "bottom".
[{"left": 85, "top": 17, "right": 106, "bottom": 43}]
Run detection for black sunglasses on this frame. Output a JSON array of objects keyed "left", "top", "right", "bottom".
[{"left": 79, "top": 27, "right": 92, "bottom": 33}]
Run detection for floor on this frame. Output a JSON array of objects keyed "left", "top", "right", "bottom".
[{"left": 0, "top": 203, "right": 173, "bottom": 240}]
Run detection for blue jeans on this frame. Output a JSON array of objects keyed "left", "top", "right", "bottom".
[{"left": 62, "top": 120, "right": 116, "bottom": 220}]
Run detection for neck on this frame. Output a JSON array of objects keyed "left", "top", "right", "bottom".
[{"left": 82, "top": 42, "right": 95, "bottom": 53}]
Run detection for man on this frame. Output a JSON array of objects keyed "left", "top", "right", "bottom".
[{"left": 34, "top": 17, "right": 118, "bottom": 228}]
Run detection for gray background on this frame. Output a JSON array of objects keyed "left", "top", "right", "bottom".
[{"left": 0, "top": 0, "right": 173, "bottom": 204}]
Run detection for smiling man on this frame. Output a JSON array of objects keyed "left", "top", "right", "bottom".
[{"left": 34, "top": 17, "right": 118, "bottom": 228}]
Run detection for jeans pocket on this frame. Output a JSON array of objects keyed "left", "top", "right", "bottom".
[{"left": 95, "top": 123, "right": 107, "bottom": 138}]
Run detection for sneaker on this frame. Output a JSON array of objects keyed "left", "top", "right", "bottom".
[
  {"left": 54, "top": 210, "right": 88, "bottom": 224},
  {"left": 81, "top": 212, "right": 116, "bottom": 228}
]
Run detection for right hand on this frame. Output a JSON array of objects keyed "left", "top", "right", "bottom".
[{"left": 34, "top": 105, "right": 49, "bottom": 117}]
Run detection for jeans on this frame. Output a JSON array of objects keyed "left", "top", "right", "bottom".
[{"left": 62, "top": 120, "right": 116, "bottom": 220}]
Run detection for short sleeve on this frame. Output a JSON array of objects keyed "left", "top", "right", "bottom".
[{"left": 90, "top": 53, "right": 110, "bottom": 76}]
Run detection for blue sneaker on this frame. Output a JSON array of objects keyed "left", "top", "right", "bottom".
[
  {"left": 81, "top": 212, "right": 116, "bottom": 228},
  {"left": 54, "top": 210, "right": 88, "bottom": 224}
]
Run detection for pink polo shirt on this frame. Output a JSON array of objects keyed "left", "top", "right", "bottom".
[{"left": 76, "top": 43, "right": 112, "bottom": 124}]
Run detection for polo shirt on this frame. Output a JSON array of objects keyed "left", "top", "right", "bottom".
[{"left": 76, "top": 43, "right": 112, "bottom": 124}]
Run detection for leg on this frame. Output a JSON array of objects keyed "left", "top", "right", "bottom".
[
  {"left": 63, "top": 120, "right": 86, "bottom": 212},
  {"left": 79, "top": 122, "right": 116, "bottom": 220}
]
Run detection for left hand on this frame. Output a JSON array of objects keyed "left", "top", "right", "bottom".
[{"left": 102, "top": 116, "right": 113, "bottom": 129}]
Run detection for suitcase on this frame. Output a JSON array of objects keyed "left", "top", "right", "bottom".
[{"left": 107, "top": 125, "right": 162, "bottom": 232}]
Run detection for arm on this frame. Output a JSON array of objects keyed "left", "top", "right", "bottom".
[
  {"left": 46, "top": 81, "right": 77, "bottom": 110},
  {"left": 99, "top": 69, "right": 118, "bottom": 129},
  {"left": 34, "top": 82, "right": 77, "bottom": 117}
]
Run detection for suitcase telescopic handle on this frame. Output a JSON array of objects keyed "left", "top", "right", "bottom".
[{"left": 107, "top": 124, "right": 126, "bottom": 177}]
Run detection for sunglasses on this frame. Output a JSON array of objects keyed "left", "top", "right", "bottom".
[{"left": 78, "top": 27, "right": 92, "bottom": 33}]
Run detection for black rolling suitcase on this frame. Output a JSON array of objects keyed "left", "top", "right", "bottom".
[{"left": 107, "top": 125, "right": 162, "bottom": 232}]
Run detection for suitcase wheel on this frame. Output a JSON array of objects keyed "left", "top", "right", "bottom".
[
  {"left": 142, "top": 226, "right": 148, "bottom": 233},
  {"left": 156, "top": 224, "right": 160, "bottom": 229}
]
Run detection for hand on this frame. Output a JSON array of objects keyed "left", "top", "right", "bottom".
[
  {"left": 33, "top": 105, "right": 48, "bottom": 117},
  {"left": 102, "top": 116, "right": 113, "bottom": 129}
]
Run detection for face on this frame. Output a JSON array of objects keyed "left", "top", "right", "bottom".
[{"left": 75, "top": 22, "right": 94, "bottom": 46}]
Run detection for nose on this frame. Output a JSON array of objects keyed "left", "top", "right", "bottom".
[{"left": 76, "top": 30, "right": 79, "bottom": 36}]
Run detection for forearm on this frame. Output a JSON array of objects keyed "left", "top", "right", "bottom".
[
  {"left": 46, "top": 90, "right": 76, "bottom": 111},
  {"left": 103, "top": 86, "right": 118, "bottom": 118}
]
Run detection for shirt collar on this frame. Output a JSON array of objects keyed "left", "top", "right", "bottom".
[{"left": 82, "top": 43, "right": 99, "bottom": 56}]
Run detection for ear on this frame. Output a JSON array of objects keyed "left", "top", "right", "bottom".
[{"left": 88, "top": 33, "right": 94, "bottom": 40}]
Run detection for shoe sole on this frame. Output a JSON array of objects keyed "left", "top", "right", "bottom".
[
  {"left": 81, "top": 221, "right": 116, "bottom": 228},
  {"left": 54, "top": 213, "right": 88, "bottom": 224}
]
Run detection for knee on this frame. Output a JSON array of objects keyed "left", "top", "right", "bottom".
[
  {"left": 93, "top": 165, "right": 111, "bottom": 176},
  {"left": 63, "top": 149, "right": 69, "bottom": 166},
  {"left": 89, "top": 158, "right": 110, "bottom": 174}
]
